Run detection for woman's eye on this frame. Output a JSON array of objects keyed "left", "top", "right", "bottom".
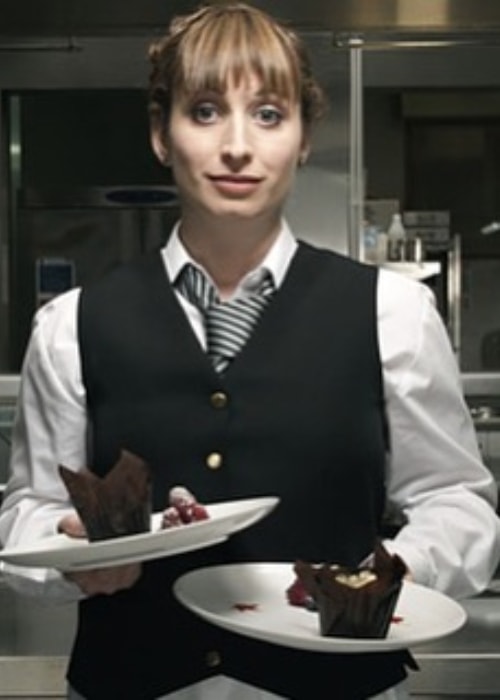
[
  {"left": 191, "top": 102, "right": 218, "bottom": 124},
  {"left": 255, "top": 105, "right": 283, "bottom": 126}
]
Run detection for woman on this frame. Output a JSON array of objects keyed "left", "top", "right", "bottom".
[{"left": 0, "top": 3, "right": 499, "bottom": 699}]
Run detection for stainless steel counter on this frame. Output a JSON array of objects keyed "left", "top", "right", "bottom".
[
  {"left": 0, "top": 575, "right": 75, "bottom": 697},
  {"left": 409, "top": 582, "right": 500, "bottom": 696}
]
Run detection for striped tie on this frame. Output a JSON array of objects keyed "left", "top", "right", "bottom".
[{"left": 176, "top": 263, "right": 275, "bottom": 372}]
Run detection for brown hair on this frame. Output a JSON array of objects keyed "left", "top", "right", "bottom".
[{"left": 148, "top": 2, "right": 326, "bottom": 131}]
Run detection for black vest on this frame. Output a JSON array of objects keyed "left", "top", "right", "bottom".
[{"left": 69, "top": 242, "right": 412, "bottom": 699}]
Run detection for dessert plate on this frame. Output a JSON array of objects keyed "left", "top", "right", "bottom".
[
  {"left": 173, "top": 562, "right": 466, "bottom": 653},
  {"left": 0, "top": 497, "right": 279, "bottom": 572}
]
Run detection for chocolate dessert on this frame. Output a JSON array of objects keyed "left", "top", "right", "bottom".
[
  {"left": 59, "top": 450, "right": 152, "bottom": 541},
  {"left": 293, "top": 542, "right": 407, "bottom": 638}
]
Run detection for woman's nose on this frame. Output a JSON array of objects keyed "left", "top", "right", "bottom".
[{"left": 220, "top": 115, "right": 252, "bottom": 165}]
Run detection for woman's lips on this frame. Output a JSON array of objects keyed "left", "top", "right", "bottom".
[{"left": 208, "top": 175, "right": 262, "bottom": 197}]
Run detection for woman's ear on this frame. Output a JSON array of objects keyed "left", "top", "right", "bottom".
[
  {"left": 150, "top": 120, "right": 170, "bottom": 166},
  {"left": 298, "top": 134, "right": 311, "bottom": 168},
  {"left": 298, "top": 145, "right": 310, "bottom": 168}
]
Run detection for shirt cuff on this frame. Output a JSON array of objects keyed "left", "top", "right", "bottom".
[{"left": 382, "top": 538, "right": 436, "bottom": 589}]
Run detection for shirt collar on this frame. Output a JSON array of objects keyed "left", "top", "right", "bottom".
[{"left": 162, "top": 220, "right": 298, "bottom": 293}]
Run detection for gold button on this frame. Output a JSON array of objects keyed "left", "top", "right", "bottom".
[
  {"left": 206, "top": 452, "right": 223, "bottom": 470},
  {"left": 205, "top": 650, "right": 221, "bottom": 668},
  {"left": 210, "top": 391, "right": 228, "bottom": 409}
]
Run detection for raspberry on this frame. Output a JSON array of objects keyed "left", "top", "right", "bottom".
[
  {"left": 286, "top": 577, "right": 309, "bottom": 607},
  {"left": 191, "top": 503, "right": 209, "bottom": 521},
  {"left": 175, "top": 503, "right": 195, "bottom": 524},
  {"left": 286, "top": 577, "right": 317, "bottom": 610},
  {"left": 162, "top": 506, "right": 182, "bottom": 528}
]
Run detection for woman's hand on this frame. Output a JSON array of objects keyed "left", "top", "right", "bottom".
[
  {"left": 58, "top": 512, "right": 142, "bottom": 595},
  {"left": 63, "top": 564, "right": 142, "bottom": 596},
  {"left": 58, "top": 512, "right": 87, "bottom": 538}
]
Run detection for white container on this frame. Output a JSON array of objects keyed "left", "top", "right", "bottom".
[{"left": 387, "top": 213, "right": 406, "bottom": 261}]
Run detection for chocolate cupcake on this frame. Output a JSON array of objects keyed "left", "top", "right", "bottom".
[
  {"left": 294, "top": 542, "right": 407, "bottom": 639},
  {"left": 59, "top": 449, "right": 152, "bottom": 542}
]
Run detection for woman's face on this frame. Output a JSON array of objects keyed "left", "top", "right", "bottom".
[{"left": 158, "top": 73, "right": 309, "bottom": 226}]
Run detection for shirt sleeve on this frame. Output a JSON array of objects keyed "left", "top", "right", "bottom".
[
  {"left": 377, "top": 269, "right": 500, "bottom": 599},
  {"left": 0, "top": 289, "right": 86, "bottom": 601}
]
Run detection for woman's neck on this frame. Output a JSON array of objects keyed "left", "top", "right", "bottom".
[{"left": 178, "top": 212, "right": 281, "bottom": 298}]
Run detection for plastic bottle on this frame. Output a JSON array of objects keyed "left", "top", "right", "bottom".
[{"left": 387, "top": 213, "right": 406, "bottom": 261}]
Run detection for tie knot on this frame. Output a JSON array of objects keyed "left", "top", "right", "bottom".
[
  {"left": 175, "top": 263, "right": 274, "bottom": 310},
  {"left": 175, "top": 263, "right": 216, "bottom": 311},
  {"left": 175, "top": 262, "right": 275, "bottom": 372}
]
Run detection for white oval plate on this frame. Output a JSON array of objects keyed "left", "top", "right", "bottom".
[
  {"left": 0, "top": 497, "right": 279, "bottom": 572},
  {"left": 173, "top": 562, "right": 466, "bottom": 653}
]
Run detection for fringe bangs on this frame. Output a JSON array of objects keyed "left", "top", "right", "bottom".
[{"left": 175, "top": 11, "right": 300, "bottom": 101}]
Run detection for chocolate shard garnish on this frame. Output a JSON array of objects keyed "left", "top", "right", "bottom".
[
  {"left": 294, "top": 541, "right": 407, "bottom": 639},
  {"left": 59, "top": 449, "right": 152, "bottom": 542}
]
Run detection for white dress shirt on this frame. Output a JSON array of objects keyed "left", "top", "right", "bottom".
[{"left": 1, "top": 222, "right": 499, "bottom": 700}]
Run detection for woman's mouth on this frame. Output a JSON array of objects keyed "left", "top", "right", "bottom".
[{"left": 208, "top": 174, "right": 262, "bottom": 197}]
